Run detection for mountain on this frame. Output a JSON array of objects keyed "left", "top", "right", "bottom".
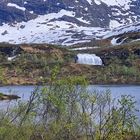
[{"left": 0, "top": 0, "right": 140, "bottom": 45}]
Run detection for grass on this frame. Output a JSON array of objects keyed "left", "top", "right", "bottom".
[{"left": 0, "top": 42, "right": 140, "bottom": 85}]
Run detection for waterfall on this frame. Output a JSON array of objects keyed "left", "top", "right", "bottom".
[{"left": 76, "top": 53, "right": 103, "bottom": 65}]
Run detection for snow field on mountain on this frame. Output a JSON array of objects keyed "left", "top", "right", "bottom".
[{"left": 0, "top": 9, "right": 109, "bottom": 45}]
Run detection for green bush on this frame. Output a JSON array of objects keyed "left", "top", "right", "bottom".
[{"left": 0, "top": 74, "right": 139, "bottom": 140}]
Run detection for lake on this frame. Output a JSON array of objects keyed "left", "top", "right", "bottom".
[{"left": 0, "top": 85, "right": 140, "bottom": 110}]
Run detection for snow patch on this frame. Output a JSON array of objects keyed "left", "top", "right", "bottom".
[
  {"left": 94, "top": 0, "right": 101, "bottom": 5},
  {"left": 97, "top": 0, "right": 136, "bottom": 10},
  {"left": 7, "top": 56, "right": 17, "bottom": 61},
  {"left": 70, "top": 46, "right": 99, "bottom": 51},
  {"left": 110, "top": 20, "right": 122, "bottom": 29},
  {"left": 7, "top": 3, "right": 26, "bottom": 11},
  {"left": 86, "top": 0, "right": 93, "bottom": 5}
]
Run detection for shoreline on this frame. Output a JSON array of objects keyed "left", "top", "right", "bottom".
[{"left": 1, "top": 82, "right": 140, "bottom": 87}]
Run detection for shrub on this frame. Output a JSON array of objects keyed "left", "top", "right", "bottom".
[{"left": 0, "top": 75, "right": 139, "bottom": 140}]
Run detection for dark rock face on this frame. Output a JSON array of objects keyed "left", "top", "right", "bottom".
[
  {"left": 134, "top": 49, "right": 140, "bottom": 56},
  {"left": 98, "top": 50, "right": 130, "bottom": 65},
  {"left": 0, "top": 44, "right": 22, "bottom": 56},
  {"left": 0, "top": 3, "right": 35, "bottom": 25},
  {"left": 91, "top": 44, "right": 140, "bottom": 66},
  {"left": 0, "top": 0, "right": 140, "bottom": 27}
]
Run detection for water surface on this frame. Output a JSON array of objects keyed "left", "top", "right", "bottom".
[{"left": 0, "top": 85, "right": 140, "bottom": 109}]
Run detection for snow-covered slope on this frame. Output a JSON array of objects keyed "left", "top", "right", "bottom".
[
  {"left": 0, "top": 0, "right": 140, "bottom": 45},
  {"left": 103, "top": 22, "right": 140, "bottom": 45},
  {"left": 104, "top": 22, "right": 140, "bottom": 39},
  {"left": 0, "top": 9, "right": 110, "bottom": 45}
]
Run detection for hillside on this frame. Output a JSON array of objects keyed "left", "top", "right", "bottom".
[{"left": 0, "top": 42, "right": 140, "bottom": 85}]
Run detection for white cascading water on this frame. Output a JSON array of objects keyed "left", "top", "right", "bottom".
[{"left": 77, "top": 53, "right": 103, "bottom": 65}]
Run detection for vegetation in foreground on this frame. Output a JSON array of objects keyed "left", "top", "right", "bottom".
[{"left": 0, "top": 71, "right": 139, "bottom": 140}]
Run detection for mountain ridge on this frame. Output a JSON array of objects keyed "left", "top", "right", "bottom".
[
  {"left": 1, "top": 0, "right": 140, "bottom": 28},
  {"left": 0, "top": 0, "right": 140, "bottom": 45}
]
